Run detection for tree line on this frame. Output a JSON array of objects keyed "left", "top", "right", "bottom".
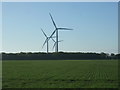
[{"left": 1, "top": 52, "right": 120, "bottom": 60}]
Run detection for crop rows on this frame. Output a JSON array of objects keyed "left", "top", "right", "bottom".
[{"left": 2, "top": 60, "right": 118, "bottom": 88}]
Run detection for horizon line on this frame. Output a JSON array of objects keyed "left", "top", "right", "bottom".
[{"left": 1, "top": 51, "right": 119, "bottom": 54}]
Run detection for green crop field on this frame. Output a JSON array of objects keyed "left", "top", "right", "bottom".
[{"left": 2, "top": 60, "right": 118, "bottom": 88}]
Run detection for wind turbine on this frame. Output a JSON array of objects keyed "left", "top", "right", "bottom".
[
  {"left": 41, "top": 28, "right": 50, "bottom": 53},
  {"left": 51, "top": 38, "right": 63, "bottom": 50},
  {"left": 49, "top": 13, "right": 73, "bottom": 53},
  {"left": 41, "top": 28, "right": 56, "bottom": 53}
]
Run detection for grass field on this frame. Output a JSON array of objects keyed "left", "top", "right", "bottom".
[{"left": 2, "top": 60, "right": 118, "bottom": 88}]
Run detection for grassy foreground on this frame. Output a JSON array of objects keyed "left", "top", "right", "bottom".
[{"left": 2, "top": 60, "right": 118, "bottom": 88}]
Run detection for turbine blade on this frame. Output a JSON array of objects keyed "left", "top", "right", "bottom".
[
  {"left": 48, "top": 36, "right": 56, "bottom": 38},
  {"left": 58, "top": 40, "right": 63, "bottom": 42},
  {"left": 41, "top": 28, "right": 47, "bottom": 38},
  {"left": 49, "top": 13, "right": 57, "bottom": 29},
  {"left": 52, "top": 42, "right": 56, "bottom": 50},
  {"left": 51, "top": 38, "right": 56, "bottom": 42},
  {"left": 42, "top": 38, "right": 48, "bottom": 48},
  {"left": 52, "top": 40, "right": 63, "bottom": 50},
  {"left": 57, "top": 28, "right": 73, "bottom": 30},
  {"left": 49, "top": 30, "right": 56, "bottom": 39}
]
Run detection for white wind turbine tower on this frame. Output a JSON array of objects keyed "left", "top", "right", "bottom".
[{"left": 49, "top": 13, "right": 73, "bottom": 53}]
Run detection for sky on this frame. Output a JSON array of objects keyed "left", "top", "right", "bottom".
[
  {"left": 1, "top": 0, "right": 119, "bottom": 2},
  {"left": 2, "top": 2, "right": 118, "bottom": 54},
  {"left": 0, "top": 2, "right": 2, "bottom": 53}
]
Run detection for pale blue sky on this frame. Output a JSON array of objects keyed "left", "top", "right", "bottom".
[
  {"left": 0, "top": 2, "right": 2, "bottom": 52},
  {"left": 2, "top": 2, "right": 118, "bottom": 54}
]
